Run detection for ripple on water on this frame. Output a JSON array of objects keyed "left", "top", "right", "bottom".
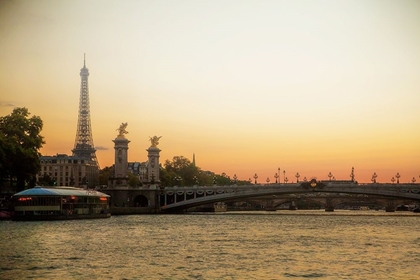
[
  {"left": 284, "top": 272, "right": 326, "bottom": 278},
  {"left": 1, "top": 212, "right": 420, "bottom": 279}
]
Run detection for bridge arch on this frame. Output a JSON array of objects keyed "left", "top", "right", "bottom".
[
  {"left": 159, "top": 182, "right": 420, "bottom": 212},
  {"left": 133, "top": 195, "right": 148, "bottom": 207}
]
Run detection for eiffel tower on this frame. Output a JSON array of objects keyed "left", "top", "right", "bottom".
[{"left": 72, "top": 54, "right": 99, "bottom": 167}]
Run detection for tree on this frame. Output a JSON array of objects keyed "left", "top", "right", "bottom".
[
  {"left": 128, "top": 173, "right": 140, "bottom": 187},
  {"left": 37, "top": 173, "right": 55, "bottom": 186},
  {"left": 0, "top": 107, "right": 45, "bottom": 192},
  {"left": 99, "top": 166, "right": 114, "bottom": 186}
]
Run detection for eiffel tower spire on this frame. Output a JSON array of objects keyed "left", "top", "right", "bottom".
[{"left": 72, "top": 54, "right": 99, "bottom": 167}]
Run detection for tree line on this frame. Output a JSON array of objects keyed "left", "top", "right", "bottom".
[
  {"left": 0, "top": 107, "right": 246, "bottom": 193},
  {"left": 0, "top": 108, "right": 44, "bottom": 193},
  {"left": 99, "top": 155, "right": 249, "bottom": 187}
]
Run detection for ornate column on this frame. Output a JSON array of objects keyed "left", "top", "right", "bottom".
[
  {"left": 147, "top": 136, "right": 162, "bottom": 184},
  {"left": 112, "top": 122, "right": 130, "bottom": 188}
]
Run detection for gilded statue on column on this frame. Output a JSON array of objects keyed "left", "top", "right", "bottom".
[
  {"left": 116, "top": 122, "right": 128, "bottom": 137},
  {"left": 149, "top": 136, "right": 162, "bottom": 147}
]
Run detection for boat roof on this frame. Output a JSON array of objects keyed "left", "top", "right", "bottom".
[{"left": 13, "top": 186, "right": 110, "bottom": 197}]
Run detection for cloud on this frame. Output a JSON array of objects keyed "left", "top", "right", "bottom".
[
  {"left": 0, "top": 102, "right": 16, "bottom": 107},
  {"left": 95, "top": 146, "right": 109, "bottom": 151}
]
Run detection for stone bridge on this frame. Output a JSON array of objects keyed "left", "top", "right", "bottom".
[{"left": 159, "top": 180, "right": 420, "bottom": 212}]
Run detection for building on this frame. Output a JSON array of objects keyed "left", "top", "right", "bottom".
[
  {"left": 38, "top": 154, "right": 98, "bottom": 187},
  {"left": 128, "top": 161, "right": 148, "bottom": 182}
]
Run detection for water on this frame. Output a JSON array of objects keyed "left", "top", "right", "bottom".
[{"left": 1, "top": 210, "right": 420, "bottom": 279}]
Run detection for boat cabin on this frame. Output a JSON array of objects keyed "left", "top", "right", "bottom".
[{"left": 13, "top": 186, "right": 111, "bottom": 220}]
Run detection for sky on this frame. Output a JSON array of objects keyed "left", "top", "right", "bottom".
[{"left": 1, "top": 0, "right": 419, "bottom": 184}]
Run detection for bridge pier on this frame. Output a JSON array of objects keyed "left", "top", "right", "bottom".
[
  {"left": 325, "top": 198, "right": 334, "bottom": 212},
  {"left": 385, "top": 200, "right": 396, "bottom": 212}
]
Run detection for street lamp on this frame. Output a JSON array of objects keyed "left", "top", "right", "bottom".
[
  {"left": 328, "top": 172, "right": 333, "bottom": 181},
  {"left": 274, "top": 173, "right": 279, "bottom": 183},
  {"left": 303, "top": 177, "right": 307, "bottom": 182},
  {"left": 412, "top": 177, "right": 416, "bottom": 183},
  {"left": 295, "top": 172, "right": 300, "bottom": 183},
  {"left": 285, "top": 177, "right": 289, "bottom": 184},
  {"left": 283, "top": 170, "right": 286, "bottom": 183},
  {"left": 396, "top": 172, "right": 400, "bottom": 184},
  {"left": 174, "top": 176, "right": 182, "bottom": 186},
  {"left": 391, "top": 177, "right": 395, "bottom": 184},
  {"left": 266, "top": 177, "right": 270, "bottom": 185},
  {"left": 350, "top": 167, "right": 355, "bottom": 182},
  {"left": 253, "top": 173, "right": 258, "bottom": 184}
]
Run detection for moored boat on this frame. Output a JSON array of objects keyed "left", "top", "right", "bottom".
[{"left": 12, "top": 186, "right": 111, "bottom": 221}]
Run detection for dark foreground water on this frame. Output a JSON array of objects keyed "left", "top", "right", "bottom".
[{"left": 1, "top": 210, "right": 420, "bottom": 279}]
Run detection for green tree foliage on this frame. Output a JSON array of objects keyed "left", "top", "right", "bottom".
[
  {"left": 99, "top": 166, "right": 113, "bottom": 186},
  {"left": 128, "top": 172, "right": 140, "bottom": 187},
  {"left": 0, "top": 107, "right": 45, "bottom": 192},
  {"left": 161, "top": 155, "right": 249, "bottom": 187},
  {"left": 37, "top": 173, "right": 55, "bottom": 186}
]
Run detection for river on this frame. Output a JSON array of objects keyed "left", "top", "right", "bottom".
[{"left": 1, "top": 210, "right": 419, "bottom": 279}]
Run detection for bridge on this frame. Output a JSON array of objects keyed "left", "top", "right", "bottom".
[{"left": 159, "top": 179, "right": 420, "bottom": 212}]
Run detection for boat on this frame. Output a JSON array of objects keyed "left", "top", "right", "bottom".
[{"left": 12, "top": 186, "right": 111, "bottom": 221}]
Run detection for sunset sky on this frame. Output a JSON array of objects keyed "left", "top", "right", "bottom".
[{"left": 1, "top": 0, "right": 419, "bottom": 183}]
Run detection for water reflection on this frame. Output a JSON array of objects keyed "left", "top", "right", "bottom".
[{"left": 1, "top": 211, "right": 419, "bottom": 279}]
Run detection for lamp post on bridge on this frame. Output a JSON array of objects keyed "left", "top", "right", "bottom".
[
  {"left": 285, "top": 177, "right": 289, "bottom": 184},
  {"left": 391, "top": 177, "right": 395, "bottom": 184},
  {"left": 274, "top": 172, "right": 279, "bottom": 183},
  {"left": 266, "top": 178, "right": 270, "bottom": 185},
  {"left": 328, "top": 172, "right": 333, "bottom": 181},
  {"left": 283, "top": 170, "right": 286, "bottom": 183},
  {"left": 350, "top": 167, "right": 355, "bottom": 182},
  {"left": 253, "top": 173, "right": 258, "bottom": 184},
  {"left": 412, "top": 177, "right": 416, "bottom": 183},
  {"left": 174, "top": 176, "right": 182, "bottom": 186},
  {"left": 396, "top": 172, "right": 400, "bottom": 184},
  {"left": 295, "top": 172, "right": 300, "bottom": 183}
]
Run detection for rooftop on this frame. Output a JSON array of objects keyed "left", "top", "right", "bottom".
[{"left": 13, "top": 186, "right": 110, "bottom": 197}]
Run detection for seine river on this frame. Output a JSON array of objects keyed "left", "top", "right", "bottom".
[{"left": 1, "top": 211, "right": 419, "bottom": 279}]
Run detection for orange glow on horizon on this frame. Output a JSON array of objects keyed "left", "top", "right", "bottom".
[{"left": 2, "top": 1, "right": 419, "bottom": 186}]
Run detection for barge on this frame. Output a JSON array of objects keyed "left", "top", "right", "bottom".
[{"left": 12, "top": 186, "right": 111, "bottom": 221}]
